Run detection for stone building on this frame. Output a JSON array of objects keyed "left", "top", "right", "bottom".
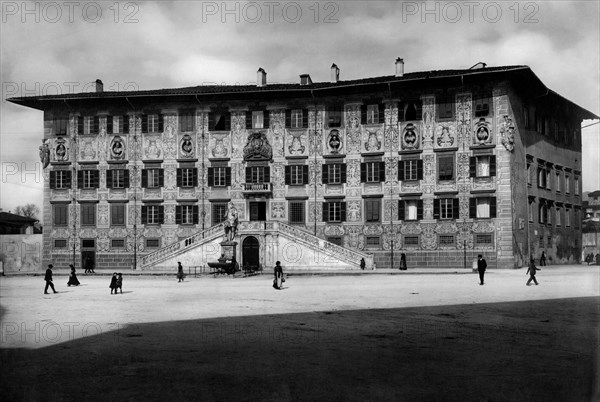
[{"left": 8, "top": 62, "right": 597, "bottom": 271}]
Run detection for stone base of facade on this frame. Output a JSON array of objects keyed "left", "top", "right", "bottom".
[{"left": 371, "top": 250, "right": 500, "bottom": 270}]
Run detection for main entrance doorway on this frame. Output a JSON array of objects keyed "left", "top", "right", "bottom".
[
  {"left": 242, "top": 236, "right": 260, "bottom": 271},
  {"left": 81, "top": 239, "right": 96, "bottom": 271}
]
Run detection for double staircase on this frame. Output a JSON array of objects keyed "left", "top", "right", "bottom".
[{"left": 140, "top": 221, "right": 374, "bottom": 271}]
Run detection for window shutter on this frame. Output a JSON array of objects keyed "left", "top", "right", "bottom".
[
  {"left": 490, "top": 197, "right": 497, "bottom": 218},
  {"left": 158, "top": 114, "right": 164, "bottom": 132},
  {"left": 470, "top": 156, "right": 476, "bottom": 178},
  {"left": 379, "top": 161, "right": 386, "bottom": 182},
  {"left": 106, "top": 116, "right": 113, "bottom": 134},
  {"left": 141, "top": 206, "right": 147, "bottom": 224},
  {"left": 341, "top": 164, "right": 347, "bottom": 183},
  {"left": 322, "top": 202, "right": 329, "bottom": 222},
  {"left": 123, "top": 115, "right": 129, "bottom": 134},
  {"left": 193, "top": 206, "right": 199, "bottom": 224},
  {"left": 246, "top": 111, "right": 253, "bottom": 130},
  {"left": 285, "top": 109, "right": 291, "bottom": 128},
  {"left": 106, "top": 170, "right": 113, "bottom": 189},
  {"left": 417, "top": 200, "right": 424, "bottom": 220},
  {"left": 193, "top": 168, "right": 198, "bottom": 187},
  {"left": 77, "top": 171, "right": 84, "bottom": 189},
  {"left": 224, "top": 112, "right": 231, "bottom": 131},
  {"left": 66, "top": 171, "right": 72, "bottom": 188},
  {"left": 175, "top": 206, "right": 182, "bottom": 224},
  {"left": 77, "top": 116, "right": 83, "bottom": 134},
  {"left": 360, "top": 163, "right": 366, "bottom": 183},
  {"left": 378, "top": 104, "right": 385, "bottom": 124},
  {"left": 176, "top": 168, "right": 182, "bottom": 187},
  {"left": 417, "top": 159, "right": 423, "bottom": 180},
  {"left": 433, "top": 199, "right": 440, "bottom": 219},
  {"left": 302, "top": 165, "right": 309, "bottom": 185},
  {"left": 264, "top": 166, "right": 270, "bottom": 182},
  {"left": 93, "top": 116, "right": 99, "bottom": 134},
  {"left": 284, "top": 165, "right": 291, "bottom": 185},
  {"left": 124, "top": 170, "right": 130, "bottom": 188},
  {"left": 263, "top": 111, "right": 270, "bottom": 129},
  {"left": 302, "top": 109, "right": 309, "bottom": 128},
  {"left": 245, "top": 167, "right": 251, "bottom": 183},
  {"left": 398, "top": 160, "right": 405, "bottom": 181},
  {"left": 158, "top": 206, "right": 164, "bottom": 224},
  {"left": 141, "top": 115, "right": 148, "bottom": 133},
  {"left": 208, "top": 112, "right": 215, "bottom": 130},
  {"left": 360, "top": 105, "right": 367, "bottom": 124},
  {"left": 207, "top": 167, "right": 214, "bottom": 187},
  {"left": 158, "top": 169, "right": 164, "bottom": 187},
  {"left": 470, "top": 198, "right": 477, "bottom": 218},
  {"left": 490, "top": 155, "right": 497, "bottom": 177},
  {"left": 341, "top": 202, "right": 347, "bottom": 222},
  {"left": 322, "top": 164, "right": 329, "bottom": 184},
  {"left": 141, "top": 169, "right": 148, "bottom": 188},
  {"left": 93, "top": 170, "right": 99, "bottom": 188},
  {"left": 49, "top": 171, "right": 56, "bottom": 189},
  {"left": 452, "top": 199, "right": 459, "bottom": 219},
  {"left": 225, "top": 167, "right": 231, "bottom": 186},
  {"left": 398, "top": 200, "right": 405, "bottom": 220}
]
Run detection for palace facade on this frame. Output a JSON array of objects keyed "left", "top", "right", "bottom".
[{"left": 9, "top": 62, "right": 597, "bottom": 270}]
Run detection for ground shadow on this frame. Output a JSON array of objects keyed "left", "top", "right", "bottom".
[{"left": 1, "top": 297, "right": 598, "bottom": 401}]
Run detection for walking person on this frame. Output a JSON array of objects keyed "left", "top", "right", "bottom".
[
  {"left": 109, "top": 272, "right": 118, "bottom": 294},
  {"left": 67, "top": 264, "right": 80, "bottom": 287},
  {"left": 526, "top": 258, "right": 540, "bottom": 286},
  {"left": 273, "top": 261, "right": 284, "bottom": 290},
  {"left": 399, "top": 253, "right": 407, "bottom": 270},
  {"left": 177, "top": 261, "right": 185, "bottom": 282},
  {"left": 44, "top": 264, "right": 58, "bottom": 294},
  {"left": 360, "top": 258, "right": 365, "bottom": 270},
  {"left": 116, "top": 273, "right": 123, "bottom": 294},
  {"left": 477, "top": 254, "right": 487, "bottom": 285},
  {"left": 85, "top": 256, "right": 95, "bottom": 274},
  {"left": 540, "top": 251, "right": 546, "bottom": 266}
]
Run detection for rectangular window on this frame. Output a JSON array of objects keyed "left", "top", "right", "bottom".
[
  {"left": 437, "top": 95, "right": 454, "bottom": 119},
  {"left": 146, "top": 239, "right": 160, "bottom": 248},
  {"left": 537, "top": 167, "right": 546, "bottom": 188},
  {"left": 404, "top": 236, "right": 419, "bottom": 247},
  {"left": 148, "top": 114, "right": 160, "bottom": 133},
  {"left": 475, "top": 234, "right": 493, "bottom": 245},
  {"left": 147, "top": 169, "right": 162, "bottom": 188},
  {"left": 565, "top": 209, "right": 571, "bottom": 227},
  {"left": 54, "top": 239, "right": 67, "bottom": 248},
  {"left": 365, "top": 199, "right": 381, "bottom": 222},
  {"left": 327, "top": 237, "right": 343, "bottom": 246},
  {"left": 575, "top": 177, "right": 579, "bottom": 195},
  {"left": 252, "top": 111, "right": 264, "bottom": 129},
  {"left": 146, "top": 205, "right": 161, "bottom": 225},
  {"left": 289, "top": 201, "right": 305, "bottom": 224},
  {"left": 248, "top": 166, "right": 267, "bottom": 183},
  {"left": 109, "top": 169, "right": 129, "bottom": 189},
  {"left": 565, "top": 175, "right": 570, "bottom": 194},
  {"left": 111, "top": 239, "right": 125, "bottom": 248},
  {"left": 405, "top": 160, "right": 418, "bottom": 181},
  {"left": 83, "top": 116, "right": 94, "bottom": 134},
  {"left": 290, "top": 165, "right": 305, "bottom": 185},
  {"left": 212, "top": 203, "right": 228, "bottom": 226},
  {"left": 476, "top": 156, "right": 490, "bottom": 177},
  {"left": 291, "top": 109, "right": 303, "bottom": 128},
  {"left": 438, "top": 155, "right": 454, "bottom": 181},
  {"left": 328, "top": 164, "right": 341, "bottom": 184},
  {"left": 366, "top": 105, "right": 379, "bottom": 125},
  {"left": 52, "top": 170, "right": 72, "bottom": 189},
  {"left": 523, "top": 107, "right": 530, "bottom": 129},
  {"left": 366, "top": 162, "right": 380, "bottom": 183},
  {"left": 476, "top": 198, "right": 490, "bottom": 218},
  {"left": 111, "top": 204, "right": 126, "bottom": 226},
  {"left": 53, "top": 118, "right": 69, "bottom": 135},
  {"left": 474, "top": 93, "right": 491, "bottom": 117},
  {"left": 538, "top": 236, "right": 544, "bottom": 248},
  {"left": 439, "top": 235, "right": 455, "bottom": 247},
  {"left": 366, "top": 236, "right": 380, "bottom": 247},
  {"left": 179, "top": 112, "right": 195, "bottom": 132},
  {"left": 328, "top": 202, "right": 342, "bottom": 222},
  {"left": 179, "top": 168, "right": 196, "bottom": 188},
  {"left": 528, "top": 200, "right": 534, "bottom": 223},
  {"left": 547, "top": 236, "right": 552, "bottom": 248},
  {"left": 81, "top": 204, "right": 96, "bottom": 226},
  {"left": 440, "top": 198, "right": 454, "bottom": 219},
  {"left": 81, "top": 170, "right": 97, "bottom": 189},
  {"left": 327, "top": 106, "right": 342, "bottom": 128},
  {"left": 179, "top": 205, "right": 196, "bottom": 225},
  {"left": 539, "top": 204, "right": 548, "bottom": 224},
  {"left": 213, "top": 167, "right": 227, "bottom": 187},
  {"left": 527, "top": 164, "right": 532, "bottom": 186},
  {"left": 81, "top": 239, "right": 95, "bottom": 248},
  {"left": 556, "top": 172, "right": 561, "bottom": 193},
  {"left": 556, "top": 208, "right": 561, "bottom": 226},
  {"left": 53, "top": 204, "right": 68, "bottom": 226},
  {"left": 546, "top": 170, "right": 552, "bottom": 190}
]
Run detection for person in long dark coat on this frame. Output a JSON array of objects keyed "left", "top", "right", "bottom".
[
  {"left": 399, "top": 253, "right": 407, "bottom": 270},
  {"left": 109, "top": 272, "right": 118, "bottom": 294},
  {"left": 540, "top": 251, "right": 546, "bottom": 266},
  {"left": 526, "top": 258, "right": 540, "bottom": 285},
  {"left": 177, "top": 262, "right": 185, "bottom": 282},
  {"left": 67, "top": 264, "right": 80, "bottom": 286},
  {"left": 44, "top": 264, "right": 58, "bottom": 294},
  {"left": 477, "top": 254, "right": 487, "bottom": 285},
  {"left": 116, "top": 273, "right": 123, "bottom": 294},
  {"left": 273, "top": 261, "right": 284, "bottom": 289},
  {"left": 360, "top": 258, "right": 365, "bottom": 270}
]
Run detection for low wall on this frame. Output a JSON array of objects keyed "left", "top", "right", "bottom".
[{"left": 0, "top": 234, "right": 43, "bottom": 273}]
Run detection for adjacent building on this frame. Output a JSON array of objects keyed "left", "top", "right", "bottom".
[{"left": 8, "top": 62, "right": 597, "bottom": 270}]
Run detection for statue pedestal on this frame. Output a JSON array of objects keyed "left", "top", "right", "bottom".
[{"left": 219, "top": 241, "right": 237, "bottom": 261}]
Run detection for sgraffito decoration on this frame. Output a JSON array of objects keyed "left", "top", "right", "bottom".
[
  {"left": 110, "top": 136, "right": 126, "bottom": 160},
  {"left": 243, "top": 132, "right": 272, "bottom": 161},
  {"left": 500, "top": 115, "right": 515, "bottom": 152}
]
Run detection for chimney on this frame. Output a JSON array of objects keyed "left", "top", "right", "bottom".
[
  {"left": 395, "top": 58, "right": 404, "bottom": 77},
  {"left": 330, "top": 63, "right": 340, "bottom": 83},
  {"left": 257, "top": 68, "right": 267, "bottom": 87},
  {"left": 300, "top": 74, "right": 313, "bottom": 85},
  {"left": 95, "top": 79, "right": 104, "bottom": 93}
]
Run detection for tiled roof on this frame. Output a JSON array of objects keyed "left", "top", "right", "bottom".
[{"left": 0, "top": 212, "right": 38, "bottom": 224}]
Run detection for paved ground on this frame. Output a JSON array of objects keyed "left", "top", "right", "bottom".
[{"left": 1, "top": 265, "right": 599, "bottom": 401}]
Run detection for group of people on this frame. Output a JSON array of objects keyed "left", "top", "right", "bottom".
[
  {"left": 584, "top": 253, "right": 600, "bottom": 265},
  {"left": 109, "top": 273, "right": 124, "bottom": 294},
  {"left": 477, "top": 254, "right": 540, "bottom": 286},
  {"left": 43, "top": 264, "right": 124, "bottom": 295}
]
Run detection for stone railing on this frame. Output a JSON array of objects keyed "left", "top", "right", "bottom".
[{"left": 140, "top": 223, "right": 224, "bottom": 268}]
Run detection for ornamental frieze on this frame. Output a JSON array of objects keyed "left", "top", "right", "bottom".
[
  {"left": 421, "top": 96, "right": 435, "bottom": 147},
  {"left": 270, "top": 202, "right": 285, "bottom": 219},
  {"left": 243, "top": 132, "right": 272, "bottom": 161},
  {"left": 421, "top": 234, "right": 437, "bottom": 249},
  {"left": 401, "top": 222, "right": 421, "bottom": 235},
  {"left": 346, "top": 159, "right": 361, "bottom": 187},
  {"left": 401, "top": 181, "right": 420, "bottom": 193},
  {"left": 499, "top": 115, "right": 516, "bottom": 152},
  {"left": 286, "top": 130, "right": 307, "bottom": 156},
  {"left": 80, "top": 138, "right": 97, "bottom": 161},
  {"left": 143, "top": 136, "right": 163, "bottom": 160},
  {"left": 163, "top": 117, "right": 177, "bottom": 159},
  {"left": 347, "top": 200, "right": 361, "bottom": 222},
  {"left": 210, "top": 132, "right": 228, "bottom": 158},
  {"left": 435, "top": 222, "right": 458, "bottom": 234},
  {"left": 270, "top": 110, "right": 285, "bottom": 158},
  {"left": 324, "top": 225, "right": 345, "bottom": 237},
  {"left": 363, "top": 224, "right": 383, "bottom": 236},
  {"left": 363, "top": 129, "right": 383, "bottom": 152},
  {"left": 434, "top": 123, "right": 457, "bottom": 149},
  {"left": 423, "top": 199, "right": 434, "bottom": 220},
  {"left": 473, "top": 220, "right": 495, "bottom": 233}
]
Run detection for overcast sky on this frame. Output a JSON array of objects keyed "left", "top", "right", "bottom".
[{"left": 1, "top": 0, "right": 598, "bottom": 213}]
